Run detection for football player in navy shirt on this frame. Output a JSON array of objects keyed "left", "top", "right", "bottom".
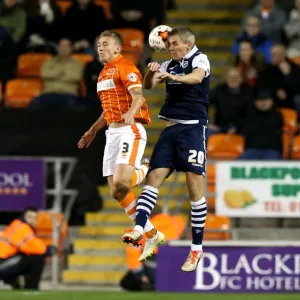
[{"left": 122, "top": 26, "right": 210, "bottom": 272}]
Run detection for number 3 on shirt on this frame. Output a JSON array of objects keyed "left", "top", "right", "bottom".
[{"left": 188, "top": 150, "right": 204, "bottom": 164}]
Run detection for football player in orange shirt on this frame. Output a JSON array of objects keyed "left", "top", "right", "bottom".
[{"left": 78, "top": 30, "right": 164, "bottom": 243}]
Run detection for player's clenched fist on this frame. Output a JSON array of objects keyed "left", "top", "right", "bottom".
[
  {"left": 148, "top": 62, "right": 161, "bottom": 72},
  {"left": 78, "top": 129, "right": 96, "bottom": 149}
]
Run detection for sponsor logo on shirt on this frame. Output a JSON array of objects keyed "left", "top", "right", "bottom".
[{"left": 97, "top": 79, "right": 116, "bottom": 91}]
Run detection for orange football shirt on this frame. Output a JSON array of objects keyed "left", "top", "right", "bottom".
[{"left": 97, "top": 55, "right": 151, "bottom": 125}]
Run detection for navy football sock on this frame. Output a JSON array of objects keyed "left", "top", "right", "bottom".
[
  {"left": 134, "top": 185, "right": 158, "bottom": 234},
  {"left": 191, "top": 197, "right": 207, "bottom": 251}
]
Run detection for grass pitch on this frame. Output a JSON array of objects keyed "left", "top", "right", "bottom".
[{"left": 0, "top": 292, "right": 299, "bottom": 300}]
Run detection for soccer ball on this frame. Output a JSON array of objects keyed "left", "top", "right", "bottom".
[{"left": 148, "top": 25, "right": 172, "bottom": 52}]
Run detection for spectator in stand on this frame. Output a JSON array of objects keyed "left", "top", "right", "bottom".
[
  {"left": 64, "top": 0, "right": 106, "bottom": 55},
  {"left": 25, "top": 0, "right": 62, "bottom": 53},
  {"left": 30, "top": 38, "right": 83, "bottom": 109},
  {"left": 238, "top": 89, "right": 283, "bottom": 160},
  {"left": 0, "top": 0, "right": 27, "bottom": 46},
  {"left": 0, "top": 26, "right": 17, "bottom": 86},
  {"left": 82, "top": 36, "right": 104, "bottom": 107},
  {"left": 110, "top": 0, "right": 166, "bottom": 39},
  {"left": 284, "top": 0, "right": 300, "bottom": 60},
  {"left": 242, "top": 0, "right": 286, "bottom": 43},
  {"left": 233, "top": 15, "right": 272, "bottom": 63},
  {"left": 208, "top": 67, "right": 255, "bottom": 137},
  {"left": 257, "top": 44, "right": 300, "bottom": 109},
  {"left": 229, "top": 40, "right": 266, "bottom": 87}
]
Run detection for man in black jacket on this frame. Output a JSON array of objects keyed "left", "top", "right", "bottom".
[
  {"left": 208, "top": 67, "right": 254, "bottom": 137},
  {"left": 239, "top": 89, "right": 283, "bottom": 160}
]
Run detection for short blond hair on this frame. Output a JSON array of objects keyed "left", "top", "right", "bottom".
[{"left": 99, "top": 30, "right": 123, "bottom": 47}]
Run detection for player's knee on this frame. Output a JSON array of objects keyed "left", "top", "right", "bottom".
[{"left": 111, "top": 180, "right": 130, "bottom": 201}]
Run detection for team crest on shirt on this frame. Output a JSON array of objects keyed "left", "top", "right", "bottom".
[
  {"left": 106, "top": 68, "right": 117, "bottom": 75},
  {"left": 127, "top": 72, "right": 138, "bottom": 82}
]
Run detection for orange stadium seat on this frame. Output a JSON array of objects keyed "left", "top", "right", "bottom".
[
  {"left": 207, "top": 134, "right": 245, "bottom": 159},
  {"left": 36, "top": 211, "right": 68, "bottom": 252},
  {"left": 56, "top": 0, "right": 72, "bottom": 15},
  {"left": 206, "top": 184, "right": 215, "bottom": 211},
  {"left": 114, "top": 28, "right": 144, "bottom": 58},
  {"left": 72, "top": 53, "right": 94, "bottom": 67},
  {"left": 122, "top": 52, "right": 138, "bottom": 65},
  {"left": 291, "top": 135, "right": 300, "bottom": 159},
  {"left": 0, "top": 82, "right": 2, "bottom": 104},
  {"left": 5, "top": 79, "right": 43, "bottom": 108},
  {"left": 94, "top": 0, "right": 112, "bottom": 19},
  {"left": 278, "top": 108, "right": 297, "bottom": 132},
  {"left": 206, "top": 164, "right": 216, "bottom": 211},
  {"left": 17, "top": 53, "right": 52, "bottom": 78},
  {"left": 204, "top": 214, "right": 231, "bottom": 240},
  {"left": 278, "top": 108, "right": 298, "bottom": 159}
]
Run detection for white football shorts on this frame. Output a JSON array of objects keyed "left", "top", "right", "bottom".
[{"left": 103, "top": 123, "right": 147, "bottom": 177}]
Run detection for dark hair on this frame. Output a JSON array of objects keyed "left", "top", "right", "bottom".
[
  {"left": 99, "top": 30, "right": 123, "bottom": 47},
  {"left": 168, "top": 26, "right": 195, "bottom": 44}
]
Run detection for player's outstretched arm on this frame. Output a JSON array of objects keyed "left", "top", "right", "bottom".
[
  {"left": 78, "top": 112, "right": 106, "bottom": 148},
  {"left": 158, "top": 68, "right": 206, "bottom": 85},
  {"left": 143, "top": 62, "right": 163, "bottom": 89}
]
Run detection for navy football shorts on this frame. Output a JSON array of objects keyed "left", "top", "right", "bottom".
[{"left": 150, "top": 123, "right": 207, "bottom": 176}]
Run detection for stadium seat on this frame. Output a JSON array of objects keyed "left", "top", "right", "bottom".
[
  {"left": 278, "top": 108, "right": 298, "bottom": 159},
  {"left": 5, "top": 79, "right": 43, "bottom": 108},
  {"left": 206, "top": 184, "right": 215, "bottom": 211},
  {"left": 278, "top": 108, "right": 297, "bottom": 133},
  {"left": 122, "top": 52, "right": 139, "bottom": 65},
  {"left": 114, "top": 28, "right": 144, "bottom": 59},
  {"left": 72, "top": 53, "right": 94, "bottom": 67},
  {"left": 206, "top": 164, "right": 216, "bottom": 211},
  {"left": 94, "top": 0, "right": 112, "bottom": 19},
  {"left": 36, "top": 211, "right": 68, "bottom": 251},
  {"left": 291, "top": 135, "right": 300, "bottom": 159},
  {"left": 204, "top": 214, "right": 231, "bottom": 240},
  {"left": 0, "top": 82, "right": 2, "bottom": 104},
  {"left": 17, "top": 53, "right": 52, "bottom": 78},
  {"left": 289, "top": 56, "right": 300, "bottom": 66},
  {"left": 56, "top": 0, "right": 72, "bottom": 15},
  {"left": 207, "top": 134, "right": 245, "bottom": 159}
]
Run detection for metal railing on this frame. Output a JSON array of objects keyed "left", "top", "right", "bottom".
[
  {"left": 44, "top": 157, "right": 78, "bottom": 286},
  {"left": 0, "top": 156, "right": 78, "bottom": 286}
]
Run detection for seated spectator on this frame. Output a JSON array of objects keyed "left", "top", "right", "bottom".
[
  {"left": 30, "top": 38, "right": 83, "bottom": 109},
  {"left": 284, "top": 0, "right": 300, "bottom": 59},
  {"left": 120, "top": 206, "right": 185, "bottom": 292},
  {"left": 233, "top": 15, "right": 272, "bottom": 63},
  {"left": 0, "top": 26, "right": 17, "bottom": 86},
  {"left": 110, "top": 0, "right": 165, "bottom": 39},
  {"left": 0, "top": 0, "right": 27, "bottom": 46},
  {"left": 257, "top": 44, "right": 300, "bottom": 109},
  {"left": 208, "top": 67, "right": 254, "bottom": 137},
  {"left": 0, "top": 207, "right": 56, "bottom": 290},
  {"left": 64, "top": 0, "right": 106, "bottom": 55},
  {"left": 82, "top": 36, "right": 104, "bottom": 107},
  {"left": 229, "top": 40, "right": 266, "bottom": 87},
  {"left": 25, "top": 0, "right": 62, "bottom": 53},
  {"left": 242, "top": 0, "right": 286, "bottom": 43},
  {"left": 238, "top": 89, "right": 283, "bottom": 160}
]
